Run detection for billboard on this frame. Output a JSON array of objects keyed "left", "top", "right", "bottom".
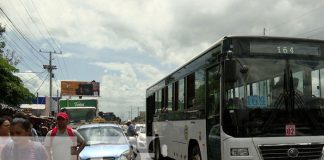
[
  {"left": 61, "top": 81, "right": 100, "bottom": 96},
  {"left": 59, "top": 99, "right": 98, "bottom": 108}
]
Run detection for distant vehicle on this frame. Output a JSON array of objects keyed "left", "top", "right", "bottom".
[
  {"left": 77, "top": 123, "right": 135, "bottom": 160},
  {"left": 102, "top": 112, "right": 117, "bottom": 121},
  {"left": 59, "top": 99, "right": 98, "bottom": 127},
  {"left": 91, "top": 117, "right": 106, "bottom": 123},
  {"left": 136, "top": 127, "right": 146, "bottom": 152},
  {"left": 135, "top": 124, "right": 145, "bottom": 134}
]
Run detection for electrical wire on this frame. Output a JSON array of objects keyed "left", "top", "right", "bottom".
[
  {"left": 34, "top": 72, "right": 49, "bottom": 95},
  {"left": 5, "top": 0, "right": 44, "bottom": 51},
  {"left": 0, "top": 8, "right": 45, "bottom": 59},
  {"left": 54, "top": 54, "right": 67, "bottom": 80},
  {"left": 0, "top": 8, "right": 46, "bottom": 63},
  {"left": 294, "top": 25, "right": 324, "bottom": 37},
  {"left": 29, "top": 0, "right": 61, "bottom": 51},
  {"left": 18, "top": 0, "right": 57, "bottom": 51},
  {"left": 270, "top": 2, "right": 324, "bottom": 30},
  {"left": 18, "top": 71, "right": 46, "bottom": 84},
  {"left": 3, "top": 33, "right": 43, "bottom": 69}
]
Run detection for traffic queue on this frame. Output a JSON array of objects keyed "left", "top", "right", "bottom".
[{"left": 0, "top": 108, "right": 145, "bottom": 160}]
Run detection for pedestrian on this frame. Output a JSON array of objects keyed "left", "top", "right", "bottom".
[
  {"left": 30, "top": 123, "right": 39, "bottom": 141},
  {"left": 126, "top": 120, "right": 137, "bottom": 136},
  {"left": 0, "top": 116, "right": 11, "bottom": 136},
  {"left": 0, "top": 116, "right": 12, "bottom": 156},
  {"left": 44, "top": 112, "right": 85, "bottom": 160},
  {"left": 0, "top": 114, "right": 49, "bottom": 160}
]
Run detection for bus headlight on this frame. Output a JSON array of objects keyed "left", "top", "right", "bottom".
[{"left": 231, "top": 148, "right": 249, "bottom": 156}]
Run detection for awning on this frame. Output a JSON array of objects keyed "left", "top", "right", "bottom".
[{"left": 20, "top": 104, "right": 46, "bottom": 110}]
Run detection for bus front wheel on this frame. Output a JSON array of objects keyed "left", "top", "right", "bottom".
[{"left": 189, "top": 145, "right": 201, "bottom": 160}]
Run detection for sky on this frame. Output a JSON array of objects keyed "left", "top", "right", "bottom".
[{"left": 1, "top": 0, "right": 324, "bottom": 120}]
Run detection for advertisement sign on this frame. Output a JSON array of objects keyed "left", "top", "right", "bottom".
[
  {"left": 61, "top": 81, "right": 100, "bottom": 96},
  {"left": 59, "top": 99, "right": 98, "bottom": 108}
]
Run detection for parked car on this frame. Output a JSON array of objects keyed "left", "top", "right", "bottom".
[{"left": 77, "top": 123, "right": 136, "bottom": 160}]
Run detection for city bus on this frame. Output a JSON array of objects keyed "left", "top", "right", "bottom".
[{"left": 146, "top": 36, "right": 324, "bottom": 160}]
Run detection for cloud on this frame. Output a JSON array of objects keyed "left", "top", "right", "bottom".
[
  {"left": 134, "top": 63, "right": 166, "bottom": 80},
  {"left": 15, "top": 72, "right": 60, "bottom": 97},
  {"left": 61, "top": 52, "right": 74, "bottom": 58},
  {"left": 4, "top": 0, "right": 324, "bottom": 119},
  {"left": 4, "top": 0, "right": 324, "bottom": 66},
  {"left": 91, "top": 62, "right": 164, "bottom": 115}
]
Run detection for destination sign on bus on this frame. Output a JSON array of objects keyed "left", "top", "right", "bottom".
[{"left": 250, "top": 42, "right": 320, "bottom": 55}]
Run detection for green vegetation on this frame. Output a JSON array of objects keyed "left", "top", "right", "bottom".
[{"left": 0, "top": 24, "right": 35, "bottom": 107}]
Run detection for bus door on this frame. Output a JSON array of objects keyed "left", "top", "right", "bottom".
[{"left": 206, "top": 66, "right": 221, "bottom": 160}]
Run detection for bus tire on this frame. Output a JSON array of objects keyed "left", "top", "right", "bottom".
[
  {"left": 149, "top": 141, "right": 154, "bottom": 159},
  {"left": 154, "top": 139, "right": 162, "bottom": 160},
  {"left": 189, "top": 144, "right": 201, "bottom": 160}
]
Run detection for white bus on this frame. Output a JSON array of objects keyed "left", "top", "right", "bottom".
[{"left": 146, "top": 36, "right": 324, "bottom": 160}]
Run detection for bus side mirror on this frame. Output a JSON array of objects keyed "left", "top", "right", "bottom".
[{"left": 224, "top": 59, "right": 238, "bottom": 82}]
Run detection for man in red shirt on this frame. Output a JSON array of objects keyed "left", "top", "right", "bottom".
[{"left": 44, "top": 112, "right": 85, "bottom": 160}]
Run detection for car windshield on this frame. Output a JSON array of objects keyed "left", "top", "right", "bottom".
[
  {"left": 78, "top": 126, "right": 128, "bottom": 145},
  {"left": 222, "top": 57, "right": 324, "bottom": 137},
  {"left": 139, "top": 127, "right": 146, "bottom": 134},
  {"left": 135, "top": 125, "right": 144, "bottom": 132}
]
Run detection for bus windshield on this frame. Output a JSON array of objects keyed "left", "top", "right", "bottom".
[{"left": 222, "top": 57, "right": 324, "bottom": 137}]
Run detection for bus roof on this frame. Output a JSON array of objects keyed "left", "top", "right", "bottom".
[{"left": 146, "top": 35, "right": 324, "bottom": 94}]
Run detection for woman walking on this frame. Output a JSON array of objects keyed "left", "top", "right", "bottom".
[{"left": 1, "top": 113, "right": 49, "bottom": 160}]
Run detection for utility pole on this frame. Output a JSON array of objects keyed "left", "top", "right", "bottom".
[
  {"left": 40, "top": 50, "right": 61, "bottom": 116},
  {"left": 57, "top": 90, "right": 59, "bottom": 113},
  {"left": 130, "top": 106, "right": 133, "bottom": 121}
]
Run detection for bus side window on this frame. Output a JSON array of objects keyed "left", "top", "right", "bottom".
[{"left": 186, "top": 73, "right": 195, "bottom": 109}]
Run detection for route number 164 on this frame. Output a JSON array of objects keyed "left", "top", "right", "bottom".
[{"left": 277, "top": 46, "right": 294, "bottom": 54}]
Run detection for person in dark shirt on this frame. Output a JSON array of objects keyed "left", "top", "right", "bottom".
[{"left": 126, "top": 120, "right": 137, "bottom": 136}]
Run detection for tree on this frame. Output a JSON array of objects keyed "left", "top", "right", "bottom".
[{"left": 0, "top": 24, "right": 35, "bottom": 107}]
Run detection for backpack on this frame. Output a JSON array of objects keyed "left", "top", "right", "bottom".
[{"left": 50, "top": 126, "right": 76, "bottom": 146}]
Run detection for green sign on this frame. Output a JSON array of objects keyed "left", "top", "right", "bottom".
[{"left": 59, "top": 99, "right": 98, "bottom": 108}]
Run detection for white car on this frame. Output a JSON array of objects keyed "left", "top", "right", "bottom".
[
  {"left": 135, "top": 124, "right": 145, "bottom": 134},
  {"left": 77, "top": 123, "right": 136, "bottom": 160},
  {"left": 136, "top": 127, "right": 147, "bottom": 152}
]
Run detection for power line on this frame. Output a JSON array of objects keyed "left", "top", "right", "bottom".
[
  {"left": 0, "top": 9, "right": 48, "bottom": 70},
  {"left": 1, "top": 6, "right": 68, "bottom": 81},
  {"left": 5, "top": 0, "right": 44, "bottom": 50},
  {"left": 270, "top": 2, "right": 324, "bottom": 30},
  {"left": 54, "top": 54, "right": 67, "bottom": 80},
  {"left": 53, "top": 76, "right": 60, "bottom": 92},
  {"left": 29, "top": 0, "right": 61, "bottom": 51},
  {"left": 60, "top": 54, "right": 70, "bottom": 79},
  {"left": 17, "top": 0, "right": 68, "bottom": 80},
  {"left": 294, "top": 25, "right": 324, "bottom": 37},
  {"left": 0, "top": 8, "right": 45, "bottom": 59},
  {"left": 18, "top": 71, "right": 46, "bottom": 85},
  {"left": 17, "top": 0, "right": 57, "bottom": 51},
  {"left": 3, "top": 33, "right": 43, "bottom": 69},
  {"left": 34, "top": 72, "right": 49, "bottom": 95}
]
